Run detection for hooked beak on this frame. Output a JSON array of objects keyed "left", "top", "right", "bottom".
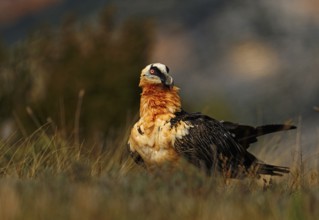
[{"left": 162, "top": 73, "right": 174, "bottom": 89}]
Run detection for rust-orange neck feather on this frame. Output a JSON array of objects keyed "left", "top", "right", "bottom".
[{"left": 140, "top": 84, "right": 181, "bottom": 121}]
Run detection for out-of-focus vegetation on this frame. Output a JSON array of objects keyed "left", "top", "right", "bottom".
[{"left": 0, "top": 7, "right": 154, "bottom": 141}]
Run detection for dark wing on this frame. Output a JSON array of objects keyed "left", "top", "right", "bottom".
[
  {"left": 171, "top": 111, "right": 290, "bottom": 177},
  {"left": 221, "top": 121, "right": 296, "bottom": 149},
  {"left": 171, "top": 111, "right": 257, "bottom": 177}
]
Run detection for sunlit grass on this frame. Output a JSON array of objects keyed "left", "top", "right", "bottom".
[{"left": 0, "top": 125, "right": 318, "bottom": 220}]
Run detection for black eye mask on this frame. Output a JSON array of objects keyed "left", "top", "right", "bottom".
[{"left": 149, "top": 65, "right": 174, "bottom": 88}]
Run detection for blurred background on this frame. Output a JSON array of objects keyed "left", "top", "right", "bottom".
[{"left": 0, "top": 0, "right": 318, "bottom": 163}]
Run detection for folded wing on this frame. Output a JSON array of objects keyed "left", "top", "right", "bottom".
[{"left": 171, "top": 111, "right": 291, "bottom": 177}]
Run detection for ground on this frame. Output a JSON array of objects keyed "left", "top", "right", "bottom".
[{"left": 0, "top": 127, "right": 318, "bottom": 220}]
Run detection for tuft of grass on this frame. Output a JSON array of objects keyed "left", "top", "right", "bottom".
[
  {"left": 0, "top": 123, "right": 136, "bottom": 179},
  {"left": 0, "top": 125, "right": 318, "bottom": 220}
]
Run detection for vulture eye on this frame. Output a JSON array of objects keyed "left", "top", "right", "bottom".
[{"left": 150, "top": 69, "right": 155, "bottom": 75}]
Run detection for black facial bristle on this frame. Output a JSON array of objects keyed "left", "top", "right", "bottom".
[{"left": 166, "top": 65, "right": 169, "bottom": 73}]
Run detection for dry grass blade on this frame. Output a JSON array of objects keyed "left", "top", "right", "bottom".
[{"left": 0, "top": 123, "right": 318, "bottom": 220}]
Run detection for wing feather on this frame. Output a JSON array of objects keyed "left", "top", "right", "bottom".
[{"left": 171, "top": 111, "right": 257, "bottom": 177}]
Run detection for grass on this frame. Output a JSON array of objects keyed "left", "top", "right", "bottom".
[{"left": 0, "top": 124, "right": 319, "bottom": 220}]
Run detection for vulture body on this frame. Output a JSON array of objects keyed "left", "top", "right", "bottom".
[{"left": 128, "top": 63, "right": 295, "bottom": 178}]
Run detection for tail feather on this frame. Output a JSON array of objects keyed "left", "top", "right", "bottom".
[
  {"left": 254, "top": 124, "right": 297, "bottom": 137},
  {"left": 256, "top": 163, "right": 290, "bottom": 176},
  {"left": 221, "top": 121, "right": 296, "bottom": 149}
]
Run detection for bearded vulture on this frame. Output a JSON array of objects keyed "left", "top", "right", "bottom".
[{"left": 128, "top": 63, "right": 296, "bottom": 178}]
